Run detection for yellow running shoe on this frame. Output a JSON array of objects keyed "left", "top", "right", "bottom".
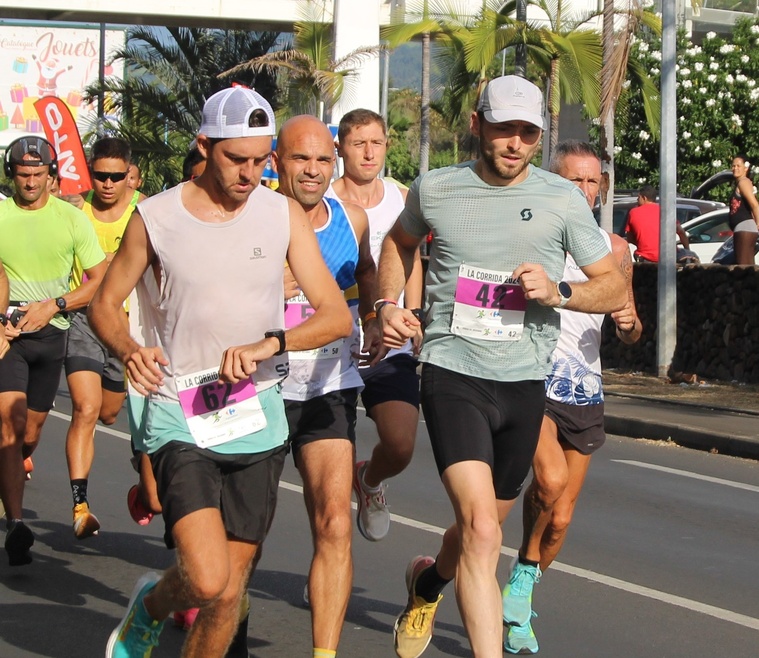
[
  {"left": 393, "top": 556, "right": 442, "bottom": 658},
  {"left": 73, "top": 502, "right": 100, "bottom": 539}
]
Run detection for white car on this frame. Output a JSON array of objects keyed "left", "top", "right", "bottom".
[{"left": 679, "top": 208, "right": 731, "bottom": 263}]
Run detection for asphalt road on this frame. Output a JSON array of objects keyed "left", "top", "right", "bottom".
[{"left": 1, "top": 387, "right": 758, "bottom": 658}]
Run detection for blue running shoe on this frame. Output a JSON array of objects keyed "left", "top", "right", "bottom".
[
  {"left": 504, "top": 612, "right": 539, "bottom": 655},
  {"left": 106, "top": 572, "right": 164, "bottom": 658},
  {"left": 502, "top": 557, "right": 541, "bottom": 626}
]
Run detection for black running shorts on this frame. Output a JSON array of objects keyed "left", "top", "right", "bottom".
[
  {"left": 150, "top": 441, "right": 287, "bottom": 549},
  {"left": 420, "top": 363, "right": 545, "bottom": 500},
  {"left": 285, "top": 387, "right": 359, "bottom": 459},
  {"left": 0, "top": 324, "right": 67, "bottom": 412},
  {"left": 544, "top": 398, "right": 606, "bottom": 455},
  {"left": 64, "top": 311, "right": 126, "bottom": 393},
  {"left": 360, "top": 353, "right": 420, "bottom": 415}
]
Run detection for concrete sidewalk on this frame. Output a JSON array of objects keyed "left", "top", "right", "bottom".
[{"left": 605, "top": 393, "right": 759, "bottom": 460}]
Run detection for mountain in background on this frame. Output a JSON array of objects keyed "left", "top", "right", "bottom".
[{"left": 388, "top": 42, "right": 421, "bottom": 91}]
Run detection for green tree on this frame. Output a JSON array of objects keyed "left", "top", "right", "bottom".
[
  {"left": 599, "top": 0, "right": 662, "bottom": 231},
  {"left": 223, "top": 2, "right": 379, "bottom": 122},
  {"left": 86, "top": 27, "right": 279, "bottom": 195},
  {"left": 600, "top": 17, "right": 759, "bottom": 196},
  {"left": 382, "top": 0, "right": 473, "bottom": 175}
]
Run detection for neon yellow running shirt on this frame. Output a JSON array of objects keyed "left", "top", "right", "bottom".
[
  {"left": 0, "top": 195, "right": 105, "bottom": 329},
  {"left": 70, "top": 189, "right": 140, "bottom": 289}
]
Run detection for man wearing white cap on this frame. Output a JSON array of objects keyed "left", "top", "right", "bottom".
[
  {"left": 377, "top": 76, "right": 627, "bottom": 658},
  {"left": 91, "top": 87, "right": 352, "bottom": 658}
]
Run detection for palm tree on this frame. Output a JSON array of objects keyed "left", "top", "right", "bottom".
[
  {"left": 382, "top": 0, "right": 473, "bottom": 174},
  {"left": 86, "top": 26, "right": 279, "bottom": 195},
  {"left": 222, "top": 2, "right": 380, "bottom": 122}
]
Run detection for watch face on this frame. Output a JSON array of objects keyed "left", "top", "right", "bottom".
[{"left": 558, "top": 281, "right": 572, "bottom": 298}]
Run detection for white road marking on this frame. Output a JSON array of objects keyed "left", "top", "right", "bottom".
[
  {"left": 50, "top": 410, "right": 759, "bottom": 631},
  {"left": 49, "top": 410, "right": 132, "bottom": 440},
  {"left": 613, "top": 459, "right": 759, "bottom": 493}
]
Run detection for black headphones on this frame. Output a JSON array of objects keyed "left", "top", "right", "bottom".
[{"left": 3, "top": 135, "right": 58, "bottom": 178}]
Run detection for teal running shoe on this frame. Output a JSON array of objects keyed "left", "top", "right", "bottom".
[
  {"left": 502, "top": 558, "right": 541, "bottom": 626},
  {"left": 106, "top": 572, "right": 164, "bottom": 658},
  {"left": 504, "top": 612, "right": 539, "bottom": 655}
]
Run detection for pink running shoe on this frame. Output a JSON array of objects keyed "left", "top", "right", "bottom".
[
  {"left": 173, "top": 608, "right": 199, "bottom": 631},
  {"left": 127, "top": 485, "right": 154, "bottom": 526}
]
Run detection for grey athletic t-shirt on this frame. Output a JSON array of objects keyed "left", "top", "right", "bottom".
[{"left": 399, "top": 162, "right": 610, "bottom": 382}]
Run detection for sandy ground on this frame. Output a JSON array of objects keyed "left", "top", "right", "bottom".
[{"left": 603, "top": 370, "right": 759, "bottom": 413}]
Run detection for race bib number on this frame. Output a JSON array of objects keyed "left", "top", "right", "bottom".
[
  {"left": 285, "top": 294, "right": 343, "bottom": 360},
  {"left": 175, "top": 367, "right": 267, "bottom": 448},
  {"left": 451, "top": 264, "right": 526, "bottom": 341}
]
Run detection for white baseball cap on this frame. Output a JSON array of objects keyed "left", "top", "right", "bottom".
[
  {"left": 477, "top": 75, "right": 545, "bottom": 130},
  {"left": 199, "top": 87, "right": 276, "bottom": 139}
]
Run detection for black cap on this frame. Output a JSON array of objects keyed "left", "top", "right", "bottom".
[{"left": 6, "top": 136, "right": 57, "bottom": 167}]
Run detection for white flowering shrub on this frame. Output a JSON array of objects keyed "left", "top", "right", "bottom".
[{"left": 601, "top": 18, "right": 759, "bottom": 194}]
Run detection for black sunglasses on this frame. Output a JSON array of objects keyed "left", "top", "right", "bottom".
[{"left": 92, "top": 170, "right": 129, "bottom": 183}]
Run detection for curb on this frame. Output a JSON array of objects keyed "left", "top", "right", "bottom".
[{"left": 604, "top": 413, "right": 759, "bottom": 461}]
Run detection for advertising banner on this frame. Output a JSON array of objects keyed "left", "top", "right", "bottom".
[
  {"left": 34, "top": 97, "right": 92, "bottom": 195},
  {"left": 0, "top": 25, "right": 125, "bottom": 149}
]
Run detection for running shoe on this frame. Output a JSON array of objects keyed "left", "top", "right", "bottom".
[
  {"left": 127, "top": 485, "right": 154, "bottom": 526},
  {"left": 302, "top": 583, "right": 310, "bottom": 608},
  {"left": 24, "top": 457, "right": 33, "bottom": 481},
  {"left": 73, "top": 502, "right": 101, "bottom": 539},
  {"left": 172, "top": 608, "right": 199, "bottom": 631},
  {"left": 502, "top": 557, "right": 541, "bottom": 627},
  {"left": 106, "top": 572, "right": 164, "bottom": 658},
  {"left": 393, "top": 556, "right": 441, "bottom": 658},
  {"left": 5, "top": 520, "right": 33, "bottom": 566},
  {"left": 353, "top": 460, "right": 390, "bottom": 541},
  {"left": 504, "top": 612, "right": 539, "bottom": 655}
]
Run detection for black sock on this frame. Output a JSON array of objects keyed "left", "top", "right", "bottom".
[
  {"left": 71, "top": 479, "right": 88, "bottom": 506},
  {"left": 518, "top": 555, "right": 540, "bottom": 568},
  {"left": 414, "top": 561, "right": 452, "bottom": 603}
]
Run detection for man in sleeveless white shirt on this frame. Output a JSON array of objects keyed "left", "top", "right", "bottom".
[
  {"left": 502, "top": 140, "right": 641, "bottom": 654},
  {"left": 328, "top": 109, "right": 424, "bottom": 543},
  {"left": 378, "top": 77, "right": 627, "bottom": 658},
  {"left": 272, "top": 114, "right": 379, "bottom": 658},
  {"left": 64, "top": 136, "right": 145, "bottom": 540},
  {"left": 90, "top": 88, "right": 352, "bottom": 658}
]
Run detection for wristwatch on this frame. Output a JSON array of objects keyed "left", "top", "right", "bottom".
[
  {"left": 556, "top": 281, "right": 572, "bottom": 308},
  {"left": 264, "top": 329, "right": 287, "bottom": 356},
  {"left": 55, "top": 297, "right": 67, "bottom": 311}
]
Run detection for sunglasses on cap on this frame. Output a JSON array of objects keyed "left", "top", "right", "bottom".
[{"left": 92, "top": 170, "right": 129, "bottom": 183}]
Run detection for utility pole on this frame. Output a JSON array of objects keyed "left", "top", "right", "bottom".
[
  {"left": 658, "top": 0, "right": 677, "bottom": 377},
  {"left": 515, "top": 0, "right": 527, "bottom": 77}
]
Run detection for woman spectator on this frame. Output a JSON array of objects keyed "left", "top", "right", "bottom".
[{"left": 728, "top": 154, "right": 759, "bottom": 265}]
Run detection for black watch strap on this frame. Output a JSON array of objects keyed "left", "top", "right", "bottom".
[{"left": 264, "top": 329, "right": 286, "bottom": 356}]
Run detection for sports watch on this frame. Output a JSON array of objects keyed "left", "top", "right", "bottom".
[
  {"left": 55, "top": 297, "right": 67, "bottom": 311},
  {"left": 556, "top": 281, "right": 572, "bottom": 308},
  {"left": 264, "top": 329, "right": 287, "bottom": 356}
]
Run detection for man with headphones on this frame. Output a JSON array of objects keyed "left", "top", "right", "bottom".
[{"left": 0, "top": 135, "right": 106, "bottom": 566}]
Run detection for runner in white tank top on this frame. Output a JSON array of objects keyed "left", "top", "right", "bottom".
[
  {"left": 328, "top": 109, "right": 425, "bottom": 543},
  {"left": 90, "top": 88, "right": 352, "bottom": 658}
]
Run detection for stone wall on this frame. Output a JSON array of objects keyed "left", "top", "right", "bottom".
[{"left": 601, "top": 264, "right": 759, "bottom": 383}]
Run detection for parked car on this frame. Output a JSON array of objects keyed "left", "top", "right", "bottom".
[
  {"left": 679, "top": 208, "right": 732, "bottom": 263},
  {"left": 593, "top": 196, "right": 726, "bottom": 236}
]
